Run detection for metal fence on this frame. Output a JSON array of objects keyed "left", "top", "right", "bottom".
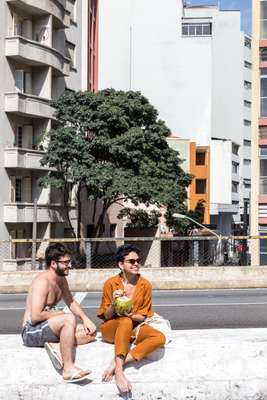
[{"left": 0, "top": 235, "right": 265, "bottom": 271}]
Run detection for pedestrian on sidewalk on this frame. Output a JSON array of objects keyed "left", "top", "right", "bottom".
[
  {"left": 21, "top": 242, "right": 96, "bottom": 383},
  {"left": 97, "top": 244, "right": 166, "bottom": 396}
]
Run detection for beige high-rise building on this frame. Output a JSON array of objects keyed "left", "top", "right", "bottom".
[
  {"left": 0, "top": 0, "right": 93, "bottom": 270},
  {"left": 251, "top": 0, "right": 267, "bottom": 265}
]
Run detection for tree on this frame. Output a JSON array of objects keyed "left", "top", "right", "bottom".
[{"left": 40, "top": 89, "right": 192, "bottom": 238}]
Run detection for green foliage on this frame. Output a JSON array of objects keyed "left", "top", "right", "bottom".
[
  {"left": 40, "top": 89, "right": 192, "bottom": 236},
  {"left": 166, "top": 199, "right": 206, "bottom": 235},
  {"left": 118, "top": 208, "right": 161, "bottom": 229}
]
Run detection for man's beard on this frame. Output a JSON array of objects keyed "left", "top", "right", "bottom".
[{"left": 55, "top": 266, "right": 68, "bottom": 277}]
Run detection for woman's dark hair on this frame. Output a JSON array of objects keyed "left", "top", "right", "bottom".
[
  {"left": 45, "top": 243, "right": 71, "bottom": 268},
  {"left": 115, "top": 244, "right": 140, "bottom": 264}
]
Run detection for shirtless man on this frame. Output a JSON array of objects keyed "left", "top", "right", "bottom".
[{"left": 22, "top": 243, "right": 96, "bottom": 383}]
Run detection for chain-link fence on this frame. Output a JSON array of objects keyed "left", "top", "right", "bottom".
[{"left": 0, "top": 235, "right": 266, "bottom": 271}]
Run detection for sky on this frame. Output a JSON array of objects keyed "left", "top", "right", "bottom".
[{"left": 186, "top": 0, "right": 252, "bottom": 34}]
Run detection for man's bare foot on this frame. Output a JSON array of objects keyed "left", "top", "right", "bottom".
[
  {"left": 102, "top": 358, "right": 116, "bottom": 382},
  {"left": 115, "top": 369, "right": 132, "bottom": 394},
  {"left": 63, "top": 366, "right": 91, "bottom": 382}
]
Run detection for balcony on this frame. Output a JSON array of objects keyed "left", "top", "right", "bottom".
[
  {"left": 5, "top": 36, "right": 70, "bottom": 76},
  {"left": 5, "top": 92, "right": 55, "bottom": 119},
  {"left": 4, "top": 148, "right": 51, "bottom": 170},
  {"left": 6, "top": 0, "right": 70, "bottom": 29},
  {"left": 3, "top": 203, "right": 65, "bottom": 223}
]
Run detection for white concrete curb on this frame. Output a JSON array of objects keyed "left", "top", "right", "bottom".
[{"left": 1, "top": 329, "right": 267, "bottom": 399}]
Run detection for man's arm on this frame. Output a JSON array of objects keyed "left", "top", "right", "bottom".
[
  {"left": 61, "top": 278, "right": 96, "bottom": 334},
  {"left": 30, "top": 279, "right": 64, "bottom": 323}
]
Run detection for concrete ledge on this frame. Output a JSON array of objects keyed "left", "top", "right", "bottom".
[
  {"left": 1, "top": 267, "right": 267, "bottom": 293},
  {"left": 1, "top": 329, "right": 267, "bottom": 399}
]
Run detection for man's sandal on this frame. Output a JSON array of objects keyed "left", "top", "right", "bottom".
[{"left": 44, "top": 342, "right": 63, "bottom": 370}]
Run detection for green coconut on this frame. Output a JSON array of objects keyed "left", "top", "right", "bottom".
[{"left": 113, "top": 296, "right": 133, "bottom": 315}]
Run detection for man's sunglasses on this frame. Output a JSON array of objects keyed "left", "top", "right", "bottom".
[
  {"left": 56, "top": 259, "right": 72, "bottom": 266},
  {"left": 124, "top": 258, "right": 141, "bottom": 265}
]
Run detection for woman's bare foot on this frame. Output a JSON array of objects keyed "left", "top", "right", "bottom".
[
  {"left": 102, "top": 358, "right": 116, "bottom": 382},
  {"left": 115, "top": 369, "right": 132, "bottom": 394}
]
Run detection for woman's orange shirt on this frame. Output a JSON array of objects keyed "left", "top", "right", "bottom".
[{"left": 97, "top": 274, "right": 154, "bottom": 320}]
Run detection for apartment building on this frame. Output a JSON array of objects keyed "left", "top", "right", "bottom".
[
  {"left": 98, "top": 0, "right": 251, "bottom": 235},
  {"left": 167, "top": 137, "right": 210, "bottom": 225},
  {"left": 0, "top": 0, "right": 91, "bottom": 270},
  {"left": 251, "top": 0, "right": 267, "bottom": 265}
]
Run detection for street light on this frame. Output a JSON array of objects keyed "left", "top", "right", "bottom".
[
  {"left": 172, "top": 213, "right": 223, "bottom": 265},
  {"left": 172, "top": 213, "right": 221, "bottom": 239}
]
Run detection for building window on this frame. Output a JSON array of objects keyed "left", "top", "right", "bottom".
[
  {"left": 260, "top": 159, "right": 267, "bottom": 177},
  {"left": 232, "top": 162, "right": 239, "bottom": 174},
  {"left": 182, "top": 23, "right": 212, "bottom": 37},
  {"left": 261, "top": 76, "right": 267, "bottom": 117},
  {"left": 15, "top": 178, "right": 22, "bottom": 202},
  {"left": 244, "top": 61, "right": 252, "bottom": 69},
  {"left": 261, "top": 1, "right": 267, "bottom": 39},
  {"left": 244, "top": 80, "right": 252, "bottom": 89},
  {"left": 261, "top": 48, "right": 267, "bottom": 62},
  {"left": 195, "top": 151, "right": 206, "bottom": 166},
  {"left": 87, "top": 224, "right": 94, "bottom": 238},
  {"left": 16, "top": 126, "right": 23, "bottom": 148},
  {"left": 244, "top": 36, "right": 251, "bottom": 48},
  {"left": 260, "top": 127, "right": 267, "bottom": 138},
  {"left": 260, "top": 145, "right": 267, "bottom": 156},
  {"left": 232, "top": 143, "right": 239, "bottom": 155},
  {"left": 244, "top": 100, "right": 251, "bottom": 108},
  {"left": 232, "top": 181, "right": 239, "bottom": 193},
  {"left": 244, "top": 120, "right": 251, "bottom": 127},
  {"left": 244, "top": 139, "right": 251, "bottom": 146},
  {"left": 244, "top": 159, "right": 251, "bottom": 165},
  {"left": 195, "top": 179, "right": 207, "bottom": 194},
  {"left": 110, "top": 223, "right": 117, "bottom": 237},
  {"left": 66, "top": 41, "right": 76, "bottom": 69}
]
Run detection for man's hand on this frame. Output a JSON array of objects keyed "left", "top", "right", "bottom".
[{"left": 82, "top": 318, "right": 96, "bottom": 336}]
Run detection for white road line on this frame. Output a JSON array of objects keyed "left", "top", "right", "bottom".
[
  {"left": 63, "top": 291, "right": 88, "bottom": 312},
  {"left": 2, "top": 302, "right": 267, "bottom": 311}
]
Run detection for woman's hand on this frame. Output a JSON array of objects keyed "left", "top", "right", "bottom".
[{"left": 112, "top": 289, "right": 124, "bottom": 301}]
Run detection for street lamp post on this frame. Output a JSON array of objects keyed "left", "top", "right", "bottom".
[{"left": 172, "top": 213, "right": 223, "bottom": 266}]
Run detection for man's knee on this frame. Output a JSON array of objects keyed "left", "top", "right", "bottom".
[{"left": 63, "top": 313, "right": 76, "bottom": 327}]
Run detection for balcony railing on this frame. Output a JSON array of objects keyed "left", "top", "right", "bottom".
[
  {"left": 3, "top": 203, "right": 65, "bottom": 223},
  {"left": 6, "top": 0, "right": 70, "bottom": 28},
  {"left": 5, "top": 92, "right": 55, "bottom": 119},
  {"left": 4, "top": 148, "right": 51, "bottom": 170},
  {"left": 5, "top": 36, "right": 70, "bottom": 76}
]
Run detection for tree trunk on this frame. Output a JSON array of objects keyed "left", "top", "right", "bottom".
[{"left": 63, "top": 184, "right": 76, "bottom": 238}]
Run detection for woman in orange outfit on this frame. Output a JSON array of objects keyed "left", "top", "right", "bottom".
[{"left": 97, "top": 244, "right": 166, "bottom": 395}]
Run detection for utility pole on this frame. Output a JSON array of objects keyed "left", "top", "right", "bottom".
[
  {"left": 241, "top": 200, "right": 249, "bottom": 266},
  {"left": 31, "top": 198, "right": 37, "bottom": 270}
]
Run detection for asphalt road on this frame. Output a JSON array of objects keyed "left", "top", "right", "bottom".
[{"left": 2, "top": 289, "right": 267, "bottom": 334}]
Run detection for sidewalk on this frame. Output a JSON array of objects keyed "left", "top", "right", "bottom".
[{"left": 1, "top": 329, "right": 267, "bottom": 400}]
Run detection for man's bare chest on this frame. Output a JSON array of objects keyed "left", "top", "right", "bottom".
[{"left": 46, "top": 285, "right": 62, "bottom": 307}]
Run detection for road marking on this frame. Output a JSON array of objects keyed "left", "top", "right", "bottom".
[{"left": 3, "top": 302, "right": 267, "bottom": 311}]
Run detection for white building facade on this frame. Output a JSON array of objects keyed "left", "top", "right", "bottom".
[
  {"left": 0, "top": 0, "right": 89, "bottom": 270},
  {"left": 98, "top": 0, "right": 251, "bottom": 235}
]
